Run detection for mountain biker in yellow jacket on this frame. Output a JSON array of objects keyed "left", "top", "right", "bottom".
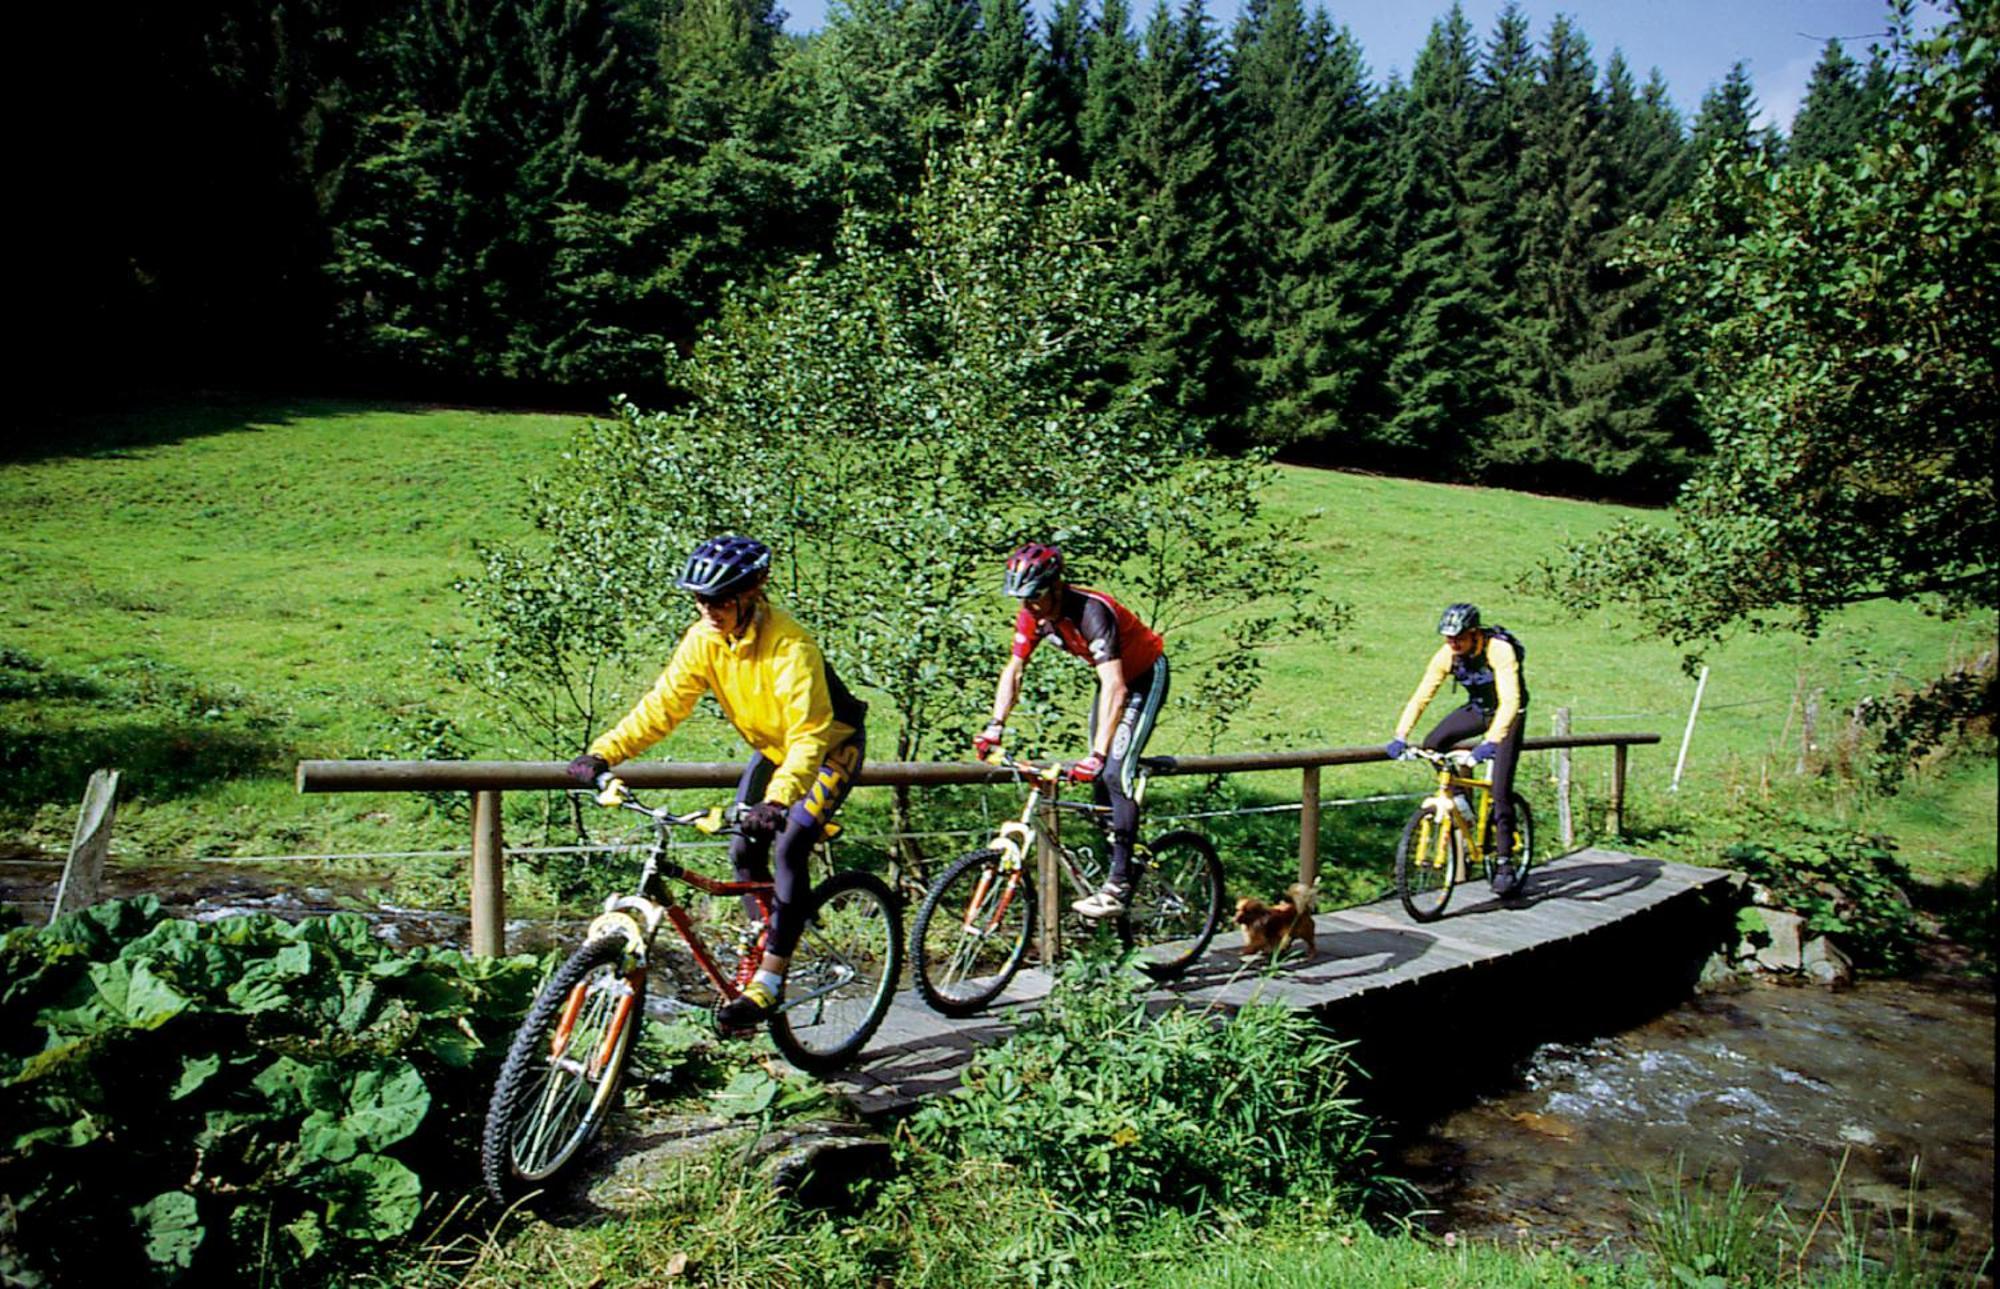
[
  {"left": 1384, "top": 602, "right": 1530, "bottom": 897},
  {"left": 567, "top": 535, "right": 867, "bottom": 1030}
]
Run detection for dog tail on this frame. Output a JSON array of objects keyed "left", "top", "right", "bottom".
[{"left": 1285, "top": 882, "right": 1317, "bottom": 914}]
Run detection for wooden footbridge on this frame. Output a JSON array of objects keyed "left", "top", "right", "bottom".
[
  {"left": 837, "top": 846, "right": 1736, "bottom": 1115},
  {"left": 298, "top": 734, "right": 1739, "bottom": 1116}
]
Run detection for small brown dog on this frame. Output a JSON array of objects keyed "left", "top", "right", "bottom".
[{"left": 1235, "top": 882, "right": 1316, "bottom": 960}]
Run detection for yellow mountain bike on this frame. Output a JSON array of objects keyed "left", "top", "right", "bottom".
[{"left": 1393, "top": 746, "right": 1536, "bottom": 922}]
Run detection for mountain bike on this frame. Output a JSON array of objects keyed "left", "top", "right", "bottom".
[
  {"left": 481, "top": 781, "right": 902, "bottom": 1205},
  {"left": 1393, "top": 746, "right": 1536, "bottom": 923},
  {"left": 909, "top": 751, "right": 1224, "bottom": 1016}
]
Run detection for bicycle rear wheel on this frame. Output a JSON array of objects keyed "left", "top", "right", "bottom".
[
  {"left": 1129, "top": 830, "right": 1225, "bottom": 980},
  {"left": 912, "top": 848, "right": 1035, "bottom": 1017},
  {"left": 1395, "top": 807, "right": 1461, "bottom": 923},
  {"left": 482, "top": 936, "right": 644, "bottom": 1205},
  {"left": 769, "top": 871, "right": 903, "bottom": 1073},
  {"left": 1482, "top": 793, "right": 1536, "bottom": 895}
]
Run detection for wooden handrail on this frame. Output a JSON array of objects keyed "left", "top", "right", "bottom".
[
  {"left": 295, "top": 733, "right": 1660, "bottom": 793},
  {"left": 296, "top": 733, "right": 1661, "bottom": 955}
]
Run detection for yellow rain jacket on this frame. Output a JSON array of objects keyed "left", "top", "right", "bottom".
[{"left": 589, "top": 602, "right": 858, "bottom": 806}]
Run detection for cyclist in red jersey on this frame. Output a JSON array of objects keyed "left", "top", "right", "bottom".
[{"left": 974, "top": 543, "right": 1170, "bottom": 918}]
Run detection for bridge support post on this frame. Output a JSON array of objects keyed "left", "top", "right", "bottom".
[
  {"left": 1554, "top": 708, "right": 1574, "bottom": 848},
  {"left": 1298, "top": 766, "right": 1320, "bottom": 890},
  {"left": 470, "top": 790, "right": 506, "bottom": 957},
  {"left": 1608, "top": 745, "right": 1628, "bottom": 839}
]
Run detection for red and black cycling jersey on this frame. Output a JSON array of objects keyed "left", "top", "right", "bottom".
[{"left": 1012, "top": 586, "right": 1165, "bottom": 681}]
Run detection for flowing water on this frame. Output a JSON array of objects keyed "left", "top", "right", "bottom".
[{"left": 1394, "top": 975, "right": 1995, "bottom": 1270}]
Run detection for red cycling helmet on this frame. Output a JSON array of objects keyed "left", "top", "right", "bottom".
[{"left": 1003, "top": 543, "right": 1064, "bottom": 598}]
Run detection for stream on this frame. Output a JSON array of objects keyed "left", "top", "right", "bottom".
[{"left": 1393, "top": 974, "right": 1995, "bottom": 1271}]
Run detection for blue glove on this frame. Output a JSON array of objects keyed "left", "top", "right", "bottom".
[
  {"left": 1470, "top": 741, "right": 1498, "bottom": 764},
  {"left": 567, "top": 753, "right": 610, "bottom": 786},
  {"left": 1384, "top": 738, "right": 1408, "bottom": 761},
  {"left": 738, "top": 800, "right": 788, "bottom": 840}
]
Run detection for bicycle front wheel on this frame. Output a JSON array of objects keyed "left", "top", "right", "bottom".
[
  {"left": 912, "top": 848, "right": 1035, "bottom": 1017},
  {"left": 1396, "top": 807, "right": 1461, "bottom": 923},
  {"left": 769, "top": 871, "right": 903, "bottom": 1074},
  {"left": 482, "top": 936, "right": 644, "bottom": 1205},
  {"left": 1130, "top": 830, "right": 1225, "bottom": 980}
]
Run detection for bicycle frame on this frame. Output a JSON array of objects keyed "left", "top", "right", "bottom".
[
  {"left": 963, "top": 752, "right": 1143, "bottom": 935},
  {"left": 1408, "top": 748, "right": 1496, "bottom": 877},
  {"left": 577, "top": 788, "right": 852, "bottom": 1017}
]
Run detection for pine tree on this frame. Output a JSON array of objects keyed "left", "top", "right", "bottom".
[
  {"left": 1226, "top": 0, "right": 1390, "bottom": 450},
  {"left": 1688, "top": 61, "right": 1762, "bottom": 161},
  {"left": 789, "top": 0, "right": 980, "bottom": 210},
  {"left": 1118, "top": 0, "right": 1241, "bottom": 429},
  {"left": 1789, "top": 39, "right": 1892, "bottom": 165},
  {"left": 1079, "top": 0, "right": 1140, "bottom": 183},
  {"left": 1042, "top": 0, "right": 1091, "bottom": 174},
  {"left": 1489, "top": 13, "right": 1605, "bottom": 473},
  {"left": 329, "top": 0, "right": 642, "bottom": 385},
  {"left": 1381, "top": 4, "right": 1506, "bottom": 456}
]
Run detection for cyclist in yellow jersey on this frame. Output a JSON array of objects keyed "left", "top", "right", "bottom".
[
  {"left": 1384, "top": 602, "right": 1530, "bottom": 897},
  {"left": 567, "top": 535, "right": 867, "bottom": 1030}
]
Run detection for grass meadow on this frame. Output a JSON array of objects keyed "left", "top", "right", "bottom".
[{"left": 1, "top": 398, "right": 1991, "bottom": 916}]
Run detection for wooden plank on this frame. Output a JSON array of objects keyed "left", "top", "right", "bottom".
[{"left": 839, "top": 848, "right": 1736, "bottom": 1115}]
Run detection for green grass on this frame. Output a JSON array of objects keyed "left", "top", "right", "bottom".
[{"left": 2, "top": 398, "right": 1991, "bottom": 900}]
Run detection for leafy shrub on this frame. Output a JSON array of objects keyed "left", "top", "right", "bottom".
[
  {"left": 906, "top": 958, "right": 1391, "bottom": 1222},
  {"left": 1720, "top": 813, "right": 1922, "bottom": 972},
  {"left": 0, "top": 898, "right": 542, "bottom": 1284}
]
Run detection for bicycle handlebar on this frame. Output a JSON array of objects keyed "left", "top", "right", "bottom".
[
  {"left": 575, "top": 780, "right": 744, "bottom": 835},
  {"left": 1400, "top": 746, "right": 1478, "bottom": 770},
  {"left": 978, "top": 749, "right": 1069, "bottom": 783}
]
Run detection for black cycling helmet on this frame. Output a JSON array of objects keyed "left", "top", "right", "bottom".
[
  {"left": 1437, "top": 602, "right": 1481, "bottom": 636},
  {"left": 678, "top": 535, "right": 771, "bottom": 599},
  {"left": 1003, "top": 543, "right": 1064, "bottom": 598}
]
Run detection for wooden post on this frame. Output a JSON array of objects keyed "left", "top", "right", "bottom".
[
  {"left": 1554, "top": 708, "right": 1574, "bottom": 849},
  {"left": 1036, "top": 802, "right": 1060, "bottom": 968},
  {"left": 470, "top": 790, "right": 505, "bottom": 957},
  {"left": 51, "top": 769, "right": 119, "bottom": 924},
  {"left": 1298, "top": 765, "right": 1320, "bottom": 889},
  {"left": 1609, "top": 744, "right": 1628, "bottom": 838},
  {"left": 1798, "top": 689, "right": 1821, "bottom": 774}
]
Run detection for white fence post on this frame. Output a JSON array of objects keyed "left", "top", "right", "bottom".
[{"left": 1671, "top": 666, "right": 1711, "bottom": 792}]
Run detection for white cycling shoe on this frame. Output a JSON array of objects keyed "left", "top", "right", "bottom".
[{"left": 1072, "top": 881, "right": 1132, "bottom": 919}]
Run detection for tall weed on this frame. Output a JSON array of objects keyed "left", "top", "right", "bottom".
[{"left": 906, "top": 957, "right": 1396, "bottom": 1221}]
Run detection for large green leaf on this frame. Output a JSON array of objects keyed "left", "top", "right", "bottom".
[
  {"left": 319, "top": 1154, "right": 423, "bottom": 1241},
  {"left": 131, "top": 1190, "right": 205, "bottom": 1270},
  {"left": 87, "top": 959, "right": 191, "bottom": 1029}
]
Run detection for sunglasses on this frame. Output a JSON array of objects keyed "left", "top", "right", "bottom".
[{"left": 694, "top": 591, "right": 739, "bottom": 609}]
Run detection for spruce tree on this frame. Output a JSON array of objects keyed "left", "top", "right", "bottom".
[
  {"left": 1489, "top": 13, "right": 1604, "bottom": 474},
  {"left": 1042, "top": 0, "right": 1092, "bottom": 175},
  {"left": 1381, "top": 4, "right": 1506, "bottom": 457},
  {"left": 329, "top": 0, "right": 641, "bottom": 385},
  {"left": 1225, "top": 0, "right": 1390, "bottom": 450},
  {"left": 1118, "top": 0, "right": 1241, "bottom": 430},
  {"left": 789, "top": 0, "right": 980, "bottom": 210},
  {"left": 1789, "top": 39, "right": 1893, "bottom": 165},
  {"left": 1080, "top": 0, "right": 1141, "bottom": 184}
]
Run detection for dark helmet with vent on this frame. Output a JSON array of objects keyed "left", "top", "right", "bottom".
[
  {"left": 1437, "top": 602, "right": 1481, "bottom": 636},
  {"left": 677, "top": 535, "right": 771, "bottom": 599},
  {"left": 1003, "top": 543, "right": 1064, "bottom": 598}
]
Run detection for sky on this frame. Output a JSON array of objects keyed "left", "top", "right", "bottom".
[{"left": 773, "top": 0, "right": 1953, "bottom": 131}]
